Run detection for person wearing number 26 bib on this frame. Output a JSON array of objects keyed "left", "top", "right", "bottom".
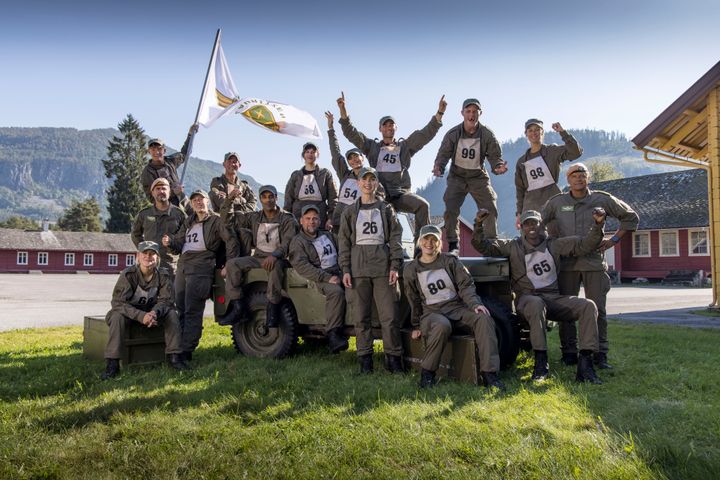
[
  {"left": 404, "top": 225, "right": 504, "bottom": 390},
  {"left": 338, "top": 167, "right": 404, "bottom": 374},
  {"left": 514, "top": 118, "right": 583, "bottom": 228},
  {"left": 472, "top": 208, "right": 606, "bottom": 384}
]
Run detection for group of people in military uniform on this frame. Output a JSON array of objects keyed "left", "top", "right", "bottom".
[{"left": 102, "top": 94, "right": 638, "bottom": 390}]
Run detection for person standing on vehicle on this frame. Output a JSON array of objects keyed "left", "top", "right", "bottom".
[
  {"left": 162, "top": 190, "right": 224, "bottom": 362},
  {"left": 542, "top": 163, "right": 639, "bottom": 369},
  {"left": 404, "top": 225, "right": 504, "bottom": 389},
  {"left": 209, "top": 152, "right": 257, "bottom": 213},
  {"left": 325, "top": 111, "right": 386, "bottom": 228},
  {"left": 432, "top": 98, "right": 506, "bottom": 252},
  {"left": 131, "top": 177, "right": 187, "bottom": 278},
  {"left": 472, "top": 209, "right": 605, "bottom": 384},
  {"left": 289, "top": 204, "right": 348, "bottom": 353},
  {"left": 514, "top": 119, "right": 582, "bottom": 228},
  {"left": 221, "top": 185, "right": 299, "bottom": 328},
  {"left": 284, "top": 142, "right": 338, "bottom": 230},
  {"left": 337, "top": 92, "right": 445, "bottom": 242},
  {"left": 101, "top": 241, "right": 188, "bottom": 379},
  {"left": 338, "top": 167, "right": 404, "bottom": 373}
]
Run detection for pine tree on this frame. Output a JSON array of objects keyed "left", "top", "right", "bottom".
[
  {"left": 0, "top": 215, "right": 39, "bottom": 230},
  {"left": 57, "top": 198, "right": 102, "bottom": 232},
  {"left": 589, "top": 161, "right": 624, "bottom": 183},
  {"left": 103, "top": 114, "right": 148, "bottom": 233}
]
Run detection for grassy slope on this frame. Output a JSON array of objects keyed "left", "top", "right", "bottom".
[{"left": 0, "top": 321, "right": 717, "bottom": 479}]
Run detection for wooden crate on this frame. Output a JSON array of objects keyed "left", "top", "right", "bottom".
[{"left": 83, "top": 315, "right": 166, "bottom": 366}]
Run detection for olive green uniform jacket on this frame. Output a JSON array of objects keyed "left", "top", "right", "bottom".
[{"left": 131, "top": 204, "right": 187, "bottom": 273}]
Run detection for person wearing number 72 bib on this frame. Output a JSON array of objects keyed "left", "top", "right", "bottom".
[{"left": 471, "top": 208, "right": 606, "bottom": 384}]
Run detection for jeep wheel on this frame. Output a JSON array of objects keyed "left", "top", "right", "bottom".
[
  {"left": 481, "top": 296, "right": 520, "bottom": 368},
  {"left": 231, "top": 288, "right": 299, "bottom": 358}
]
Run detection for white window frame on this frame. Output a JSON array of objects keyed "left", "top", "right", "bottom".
[
  {"left": 632, "top": 231, "right": 651, "bottom": 258},
  {"left": 126, "top": 254, "right": 136, "bottom": 266},
  {"left": 688, "top": 229, "right": 710, "bottom": 257},
  {"left": 64, "top": 252, "right": 75, "bottom": 266},
  {"left": 108, "top": 254, "right": 118, "bottom": 267},
  {"left": 83, "top": 253, "right": 94, "bottom": 266},
  {"left": 659, "top": 230, "right": 679, "bottom": 257},
  {"left": 17, "top": 251, "right": 28, "bottom": 265},
  {"left": 37, "top": 252, "right": 48, "bottom": 266}
]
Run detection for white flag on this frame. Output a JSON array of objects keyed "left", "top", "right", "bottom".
[
  {"left": 231, "top": 98, "right": 322, "bottom": 140},
  {"left": 197, "top": 38, "right": 240, "bottom": 128}
]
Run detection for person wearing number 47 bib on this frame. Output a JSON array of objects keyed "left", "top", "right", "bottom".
[
  {"left": 338, "top": 167, "right": 404, "bottom": 374},
  {"left": 337, "top": 92, "right": 445, "bottom": 242},
  {"left": 284, "top": 142, "right": 338, "bottom": 230},
  {"left": 404, "top": 225, "right": 504, "bottom": 389},
  {"left": 514, "top": 119, "right": 583, "bottom": 228},
  {"left": 471, "top": 208, "right": 606, "bottom": 384},
  {"left": 432, "top": 98, "right": 507, "bottom": 253}
]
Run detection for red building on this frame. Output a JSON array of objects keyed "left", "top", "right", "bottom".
[
  {"left": 0, "top": 228, "right": 136, "bottom": 274},
  {"left": 591, "top": 168, "right": 710, "bottom": 282},
  {"left": 429, "top": 215, "right": 483, "bottom": 257}
]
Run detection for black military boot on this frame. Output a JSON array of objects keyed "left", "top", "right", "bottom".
[
  {"left": 386, "top": 354, "right": 404, "bottom": 374},
  {"left": 532, "top": 350, "right": 549, "bottom": 381},
  {"left": 481, "top": 371, "right": 506, "bottom": 390},
  {"left": 593, "top": 352, "right": 613, "bottom": 369},
  {"left": 576, "top": 352, "right": 603, "bottom": 384},
  {"left": 216, "top": 299, "right": 246, "bottom": 326},
  {"left": 359, "top": 354, "right": 373, "bottom": 374},
  {"left": 167, "top": 353, "right": 191, "bottom": 371},
  {"left": 266, "top": 302, "right": 282, "bottom": 328},
  {"left": 100, "top": 358, "right": 120, "bottom": 380},
  {"left": 180, "top": 351, "right": 192, "bottom": 363},
  {"left": 419, "top": 369, "right": 437, "bottom": 388},
  {"left": 326, "top": 328, "right": 349, "bottom": 354},
  {"left": 561, "top": 352, "right": 578, "bottom": 366},
  {"left": 448, "top": 241, "right": 459, "bottom": 257}
]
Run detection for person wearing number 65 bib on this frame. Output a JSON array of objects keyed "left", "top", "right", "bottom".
[
  {"left": 404, "top": 225, "right": 504, "bottom": 390},
  {"left": 284, "top": 142, "right": 338, "bottom": 230},
  {"left": 472, "top": 208, "right": 607, "bottom": 384},
  {"left": 338, "top": 167, "right": 405, "bottom": 374},
  {"left": 514, "top": 119, "right": 583, "bottom": 228}
]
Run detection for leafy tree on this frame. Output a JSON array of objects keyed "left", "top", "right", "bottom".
[
  {"left": 57, "top": 198, "right": 102, "bottom": 232},
  {"left": 0, "top": 215, "right": 38, "bottom": 230},
  {"left": 103, "top": 114, "right": 148, "bottom": 233},
  {"left": 589, "top": 161, "right": 624, "bottom": 183}
]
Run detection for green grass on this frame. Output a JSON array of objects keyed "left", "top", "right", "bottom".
[
  {"left": 1, "top": 321, "right": 718, "bottom": 479},
  {"left": 690, "top": 309, "right": 720, "bottom": 318}
]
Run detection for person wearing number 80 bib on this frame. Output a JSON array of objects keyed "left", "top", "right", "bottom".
[
  {"left": 338, "top": 167, "right": 405, "bottom": 374},
  {"left": 472, "top": 208, "right": 606, "bottom": 384},
  {"left": 404, "top": 225, "right": 504, "bottom": 389},
  {"left": 514, "top": 119, "right": 583, "bottom": 228},
  {"left": 284, "top": 142, "right": 338, "bottom": 230}
]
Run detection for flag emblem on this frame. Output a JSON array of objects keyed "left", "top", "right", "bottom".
[{"left": 241, "top": 105, "right": 280, "bottom": 132}]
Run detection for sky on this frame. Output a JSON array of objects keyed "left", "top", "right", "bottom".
[{"left": 2, "top": 0, "right": 719, "bottom": 189}]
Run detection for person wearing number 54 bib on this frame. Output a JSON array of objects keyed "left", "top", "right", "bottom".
[
  {"left": 514, "top": 119, "right": 583, "bottom": 229},
  {"left": 472, "top": 208, "right": 607, "bottom": 384}
]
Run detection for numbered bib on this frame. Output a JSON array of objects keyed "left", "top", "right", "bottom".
[
  {"left": 355, "top": 208, "right": 385, "bottom": 245},
  {"left": 418, "top": 269, "right": 457, "bottom": 305},
  {"left": 338, "top": 178, "right": 360, "bottom": 205},
  {"left": 298, "top": 174, "right": 322, "bottom": 201},
  {"left": 524, "top": 156, "right": 555, "bottom": 191},
  {"left": 182, "top": 223, "right": 206, "bottom": 253},
  {"left": 454, "top": 137, "right": 482, "bottom": 169},
  {"left": 257, "top": 223, "right": 280, "bottom": 253},
  {"left": 130, "top": 284, "right": 158, "bottom": 309},
  {"left": 376, "top": 145, "right": 402, "bottom": 173},
  {"left": 524, "top": 249, "right": 557, "bottom": 289},
  {"left": 312, "top": 234, "right": 338, "bottom": 270}
]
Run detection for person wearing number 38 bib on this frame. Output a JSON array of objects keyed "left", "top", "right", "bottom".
[
  {"left": 472, "top": 208, "right": 607, "bottom": 384},
  {"left": 404, "top": 225, "right": 504, "bottom": 390}
]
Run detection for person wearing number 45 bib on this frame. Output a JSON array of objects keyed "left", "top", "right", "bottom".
[
  {"left": 338, "top": 167, "right": 405, "bottom": 374},
  {"left": 404, "top": 225, "right": 504, "bottom": 390},
  {"left": 514, "top": 119, "right": 583, "bottom": 228},
  {"left": 433, "top": 98, "right": 507, "bottom": 253},
  {"left": 472, "top": 208, "right": 607, "bottom": 384},
  {"left": 284, "top": 142, "right": 338, "bottom": 230},
  {"left": 337, "top": 92, "right": 445, "bottom": 242}
]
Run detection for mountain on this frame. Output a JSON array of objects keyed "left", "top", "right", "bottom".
[
  {"left": 415, "top": 129, "right": 687, "bottom": 237},
  {"left": 0, "top": 127, "right": 263, "bottom": 221}
]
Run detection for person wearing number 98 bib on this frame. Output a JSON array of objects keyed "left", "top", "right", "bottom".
[{"left": 472, "top": 208, "right": 606, "bottom": 384}]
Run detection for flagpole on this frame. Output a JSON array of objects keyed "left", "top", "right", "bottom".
[{"left": 181, "top": 28, "right": 222, "bottom": 183}]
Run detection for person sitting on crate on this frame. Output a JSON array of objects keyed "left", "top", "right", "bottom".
[
  {"left": 101, "top": 241, "right": 188, "bottom": 380},
  {"left": 471, "top": 208, "right": 606, "bottom": 384}
]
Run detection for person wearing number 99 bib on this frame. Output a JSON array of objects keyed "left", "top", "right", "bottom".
[
  {"left": 404, "top": 225, "right": 504, "bottom": 390},
  {"left": 471, "top": 208, "right": 606, "bottom": 384},
  {"left": 162, "top": 190, "right": 224, "bottom": 363},
  {"left": 514, "top": 119, "right": 583, "bottom": 229},
  {"left": 338, "top": 167, "right": 404, "bottom": 374}
]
